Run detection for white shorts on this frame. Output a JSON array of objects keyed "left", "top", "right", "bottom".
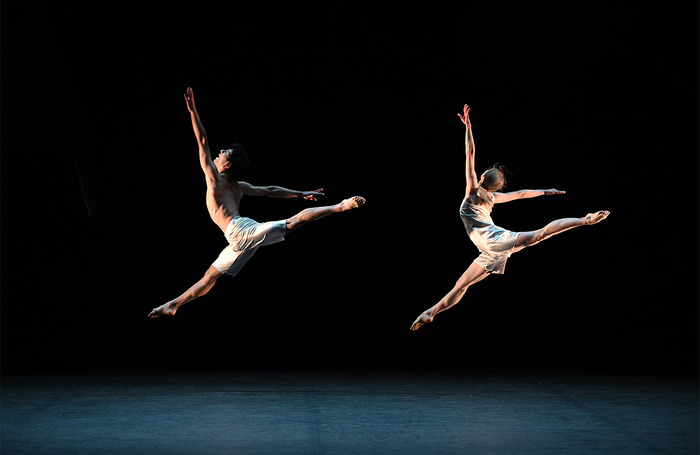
[
  {"left": 211, "top": 217, "right": 287, "bottom": 276},
  {"left": 470, "top": 227, "right": 519, "bottom": 275}
]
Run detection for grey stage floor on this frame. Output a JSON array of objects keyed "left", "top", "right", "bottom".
[{"left": 2, "top": 371, "right": 698, "bottom": 454}]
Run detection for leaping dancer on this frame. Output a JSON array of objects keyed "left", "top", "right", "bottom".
[
  {"left": 410, "top": 104, "right": 609, "bottom": 330},
  {"left": 149, "top": 88, "right": 365, "bottom": 318}
]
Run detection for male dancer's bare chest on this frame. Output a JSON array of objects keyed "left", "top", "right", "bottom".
[{"left": 207, "top": 179, "right": 242, "bottom": 217}]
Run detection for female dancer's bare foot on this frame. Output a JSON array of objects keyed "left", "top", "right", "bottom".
[
  {"left": 584, "top": 210, "right": 610, "bottom": 225},
  {"left": 148, "top": 302, "right": 177, "bottom": 318},
  {"left": 410, "top": 311, "right": 433, "bottom": 331},
  {"left": 340, "top": 196, "right": 366, "bottom": 211}
]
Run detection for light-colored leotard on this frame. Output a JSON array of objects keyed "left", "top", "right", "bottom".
[{"left": 459, "top": 187, "right": 519, "bottom": 274}]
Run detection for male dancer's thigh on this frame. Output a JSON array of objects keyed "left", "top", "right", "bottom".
[
  {"left": 211, "top": 245, "right": 259, "bottom": 277},
  {"left": 229, "top": 218, "right": 286, "bottom": 251}
]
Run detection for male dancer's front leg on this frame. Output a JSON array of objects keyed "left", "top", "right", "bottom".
[
  {"left": 148, "top": 196, "right": 366, "bottom": 318},
  {"left": 285, "top": 196, "right": 366, "bottom": 231},
  {"left": 410, "top": 262, "right": 490, "bottom": 331}
]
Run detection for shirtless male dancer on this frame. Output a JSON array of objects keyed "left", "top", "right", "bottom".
[
  {"left": 149, "top": 88, "right": 365, "bottom": 318},
  {"left": 410, "top": 104, "right": 609, "bottom": 330}
]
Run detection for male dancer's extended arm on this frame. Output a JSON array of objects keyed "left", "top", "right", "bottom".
[
  {"left": 457, "top": 104, "right": 479, "bottom": 196},
  {"left": 184, "top": 87, "right": 218, "bottom": 185},
  {"left": 239, "top": 182, "right": 325, "bottom": 201}
]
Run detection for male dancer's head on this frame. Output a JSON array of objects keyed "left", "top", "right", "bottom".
[{"left": 213, "top": 143, "right": 251, "bottom": 179}]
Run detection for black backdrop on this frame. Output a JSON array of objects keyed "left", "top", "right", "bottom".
[{"left": 2, "top": 2, "right": 697, "bottom": 374}]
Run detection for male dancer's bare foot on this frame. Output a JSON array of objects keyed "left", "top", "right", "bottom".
[
  {"left": 584, "top": 210, "right": 610, "bottom": 225},
  {"left": 340, "top": 196, "right": 366, "bottom": 211},
  {"left": 410, "top": 311, "right": 434, "bottom": 331},
  {"left": 148, "top": 302, "right": 178, "bottom": 318}
]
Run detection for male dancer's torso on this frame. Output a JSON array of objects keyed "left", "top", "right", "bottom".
[{"left": 207, "top": 174, "right": 242, "bottom": 233}]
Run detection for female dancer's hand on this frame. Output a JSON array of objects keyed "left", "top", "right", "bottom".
[
  {"left": 543, "top": 189, "right": 566, "bottom": 195},
  {"left": 457, "top": 104, "right": 471, "bottom": 127}
]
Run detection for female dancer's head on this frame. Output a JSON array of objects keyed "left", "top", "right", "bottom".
[{"left": 480, "top": 164, "right": 507, "bottom": 192}]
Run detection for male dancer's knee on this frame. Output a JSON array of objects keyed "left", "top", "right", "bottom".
[
  {"left": 285, "top": 218, "right": 297, "bottom": 232},
  {"left": 188, "top": 271, "right": 220, "bottom": 300},
  {"left": 523, "top": 230, "right": 549, "bottom": 247},
  {"left": 202, "top": 267, "right": 223, "bottom": 286},
  {"left": 285, "top": 209, "right": 312, "bottom": 232}
]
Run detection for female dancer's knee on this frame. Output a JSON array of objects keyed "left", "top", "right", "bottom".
[
  {"left": 533, "top": 230, "right": 549, "bottom": 244},
  {"left": 454, "top": 276, "right": 475, "bottom": 294}
]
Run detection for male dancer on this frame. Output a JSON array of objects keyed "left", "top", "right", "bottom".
[{"left": 149, "top": 88, "right": 365, "bottom": 318}]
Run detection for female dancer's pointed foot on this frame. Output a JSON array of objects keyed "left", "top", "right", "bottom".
[
  {"left": 148, "top": 303, "right": 177, "bottom": 318},
  {"left": 410, "top": 311, "right": 433, "bottom": 331},
  {"left": 340, "top": 196, "right": 366, "bottom": 211},
  {"left": 584, "top": 210, "right": 610, "bottom": 225}
]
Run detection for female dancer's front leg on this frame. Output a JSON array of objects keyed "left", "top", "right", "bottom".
[
  {"left": 410, "top": 262, "right": 491, "bottom": 331},
  {"left": 511, "top": 210, "right": 610, "bottom": 253}
]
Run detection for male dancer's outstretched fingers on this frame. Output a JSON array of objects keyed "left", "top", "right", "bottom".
[{"left": 303, "top": 188, "right": 325, "bottom": 201}]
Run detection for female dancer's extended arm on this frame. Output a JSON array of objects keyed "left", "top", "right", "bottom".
[
  {"left": 457, "top": 104, "right": 479, "bottom": 197},
  {"left": 493, "top": 188, "right": 566, "bottom": 204}
]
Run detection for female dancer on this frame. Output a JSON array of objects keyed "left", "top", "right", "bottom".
[{"left": 410, "top": 104, "right": 609, "bottom": 330}]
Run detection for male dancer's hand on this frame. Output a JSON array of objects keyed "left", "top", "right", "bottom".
[
  {"left": 184, "top": 87, "right": 197, "bottom": 113},
  {"left": 302, "top": 188, "right": 325, "bottom": 201}
]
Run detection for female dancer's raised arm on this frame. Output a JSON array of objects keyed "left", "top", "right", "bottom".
[{"left": 458, "top": 104, "right": 479, "bottom": 197}]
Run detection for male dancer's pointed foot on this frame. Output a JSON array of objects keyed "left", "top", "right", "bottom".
[
  {"left": 410, "top": 311, "right": 433, "bottom": 331},
  {"left": 584, "top": 210, "right": 610, "bottom": 225},
  {"left": 148, "top": 302, "right": 177, "bottom": 318},
  {"left": 340, "top": 196, "right": 366, "bottom": 211}
]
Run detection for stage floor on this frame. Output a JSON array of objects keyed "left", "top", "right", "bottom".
[{"left": 2, "top": 372, "right": 697, "bottom": 454}]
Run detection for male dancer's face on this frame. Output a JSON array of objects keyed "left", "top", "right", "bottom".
[{"left": 213, "top": 149, "right": 233, "bottom": 171}]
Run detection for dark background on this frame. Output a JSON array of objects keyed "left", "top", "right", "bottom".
[{"left": 2, "top": 2, "right": 697, "bottom": 375}]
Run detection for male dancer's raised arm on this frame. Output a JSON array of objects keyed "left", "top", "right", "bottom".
[{"left": 184, "top": 87, "right": 219, "bottom": 185}]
